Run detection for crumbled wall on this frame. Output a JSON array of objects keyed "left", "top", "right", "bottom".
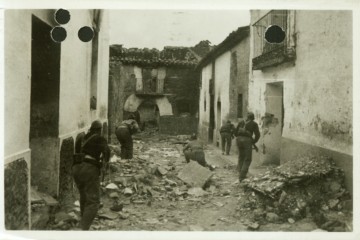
[
  {"left": 109, "top": 62, "right": 199, "bottom": 139},
  {"left": 5, "top": 158, "right": 29, "bottom": 230},
  {"left": 58, "top": 137, "right": 75, "bottom": 204},
  {"left": 159, "top": 116, "right": 198, "bottom": 135}
]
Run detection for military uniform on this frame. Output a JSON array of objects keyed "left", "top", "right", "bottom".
[
  {"left": 115, "top": 119, "right": 140, "bottom": 159},
  {"left": 220, "top": 121, "right": 235, "bottom": 155},
  {"left": 183, "top": 140, "right": 213, "bottom": 170},
  {"left": 72, "top": 122, "right": 110, "bottom": 230},
  {"left": 235, "top": 117, "right": 260, "bottom": 181}
]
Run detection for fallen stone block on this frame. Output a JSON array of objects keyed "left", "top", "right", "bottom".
[
  {"left": 106, "top": 183, "right": 119, "bottom": 190},
  {"left": 165, "top": 178, "right": 177, "bottom": 186},
  {"left": 156, "top": 166, "right": 168, "bottom": 176},
  {"left": 177, "top": 161, "right": 213, "bottom": 188},
  {"left": 124, "top": 188, "right": 133, "bottom": 196},
  {"left": 109, "top": 192, "right": 119, "bottom": 199},
  {"left": 266, "top": 212, "right": 280, "bottom": 223},
  {"left": 247, "top": 222, "right": 260, "bottom": 230}
]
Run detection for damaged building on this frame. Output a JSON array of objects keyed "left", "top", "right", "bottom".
[
  {"left": 108, "top": 42, "right": 211, "bottom": 142},
  {"left": 4, "top": 9, "right": 110, "bottom": 229},
  {"left": 248, "top": 10, "right": 352, "bottom": 192},
  {"left": 197, "top": 26, "right": 250, "bottom": 151}
]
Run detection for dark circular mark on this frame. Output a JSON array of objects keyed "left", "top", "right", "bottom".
[
  {"left": 55, "top": 9, "right": 71, "bottom": 25},
  {"left": 78, "top": 26, "right": 94, "bottom": 42},
  {"left": 50, "top": 26, "right": 67, "bottom": 43},
  {"left": 265, "top": 25, "right": 286, "bottom": 44}
]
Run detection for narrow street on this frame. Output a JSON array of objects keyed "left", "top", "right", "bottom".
[{"left": 47, "top": 131, "right": 352, "bottom": 232}]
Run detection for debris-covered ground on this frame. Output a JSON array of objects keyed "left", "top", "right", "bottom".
[{"left": 45, "top": 131, "right": 353, "bottom": 232}]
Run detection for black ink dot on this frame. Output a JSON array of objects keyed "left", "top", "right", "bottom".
[
  {"left": 265, "top": 25, "right": 286, "bottom": 44},
  {"left": 55, "top": 9, "right": 70, "bottom": 25},
  {"left": 78, "top": 26, "right": 94, "bottom": 42},
  {"left": 50, "top": 26, "right": 67, "bottom": 43}
]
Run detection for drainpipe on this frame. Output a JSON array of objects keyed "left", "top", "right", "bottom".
[{"left": 93, "top": 9, "right": 104, "bottom": 33}]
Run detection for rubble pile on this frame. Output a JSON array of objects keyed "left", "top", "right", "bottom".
[{"left": 239, "top": 154, "right": 352, "bottom": 231}]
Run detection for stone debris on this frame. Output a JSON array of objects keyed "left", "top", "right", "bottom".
[
  {"left": 288, "top": 218, "right": 295, "bottom": 224},
  {"left": 123, "top": 188, "right": 133, "bottom": 195},
  {"left": 178, "top": 161, "right": 213, "bottom": 188},
  {"left": 188, "top": 187, "right": 208, "bottom": 197},
  {"left": 109, "top": 192, "right": 119, "bottom": 199},
  {"left": 189, "top": 225, "right": 204, "bottom": 231},
  {"left": 266, "top": 212, "right": 280, "bottom": 223},
  {"left": 98, "top": 212, "right": 118, "bottom": 220},
  {"left": 240, "top": 154, "right": 352, "bottom": 232},
  {"left": 74, "top": 200, "right": 80, "bottom": 206},
  {"left": 55, "top": 212, "right": 77, "bottom": 224},
  {"left": 247, "top": 222, "right": 260, "bottom": 230},
  {"left": 156, "top": 166, "right": 168, "bottom": 176},
  {"left": 106, "top": 183, "right": 119, "bottom": 190},
  {"left": 212, "top": 202, "right": 224, "bottom": 207}
]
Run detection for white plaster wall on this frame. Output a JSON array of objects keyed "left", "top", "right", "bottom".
[
  {"left": 199, "top": 64, "right": 212, "bottom": 124},
  {"left": 134, "top": 66, "right": 143, "bottom": 91},
  {"left": 155, "top": 97, "right": 173, "bottom": 115},
  {"left": 96, "top": 11, "right": 110, "bottom": 122},
  {"left": 4, "top": 10, "right": 58, "bottom": 159},
  {"left": 214, "top": 52, "right": 231, "bottom": 128},
  {"left": 58, "top": 10, "right": 110, "bottom": 136},
  {"left": 4, "top": 11, "right": 32, "bottom": 158},
  {"left": 249, "top": 10, "right": 352, "bottom": 156}
]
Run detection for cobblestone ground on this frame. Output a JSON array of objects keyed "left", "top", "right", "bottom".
[{"left": 47, "top": 132, "right": 352, "bottom": 232}]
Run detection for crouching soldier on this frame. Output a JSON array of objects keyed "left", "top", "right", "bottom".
[
  {"left": 183, "top": 134, "right": 215, "bottom": 171},
  {"left": 115, "top": 114, "right": 140, "bottom": 160},
  {"left": 72, "top": 120, "right": 110, "bottom": 230}
]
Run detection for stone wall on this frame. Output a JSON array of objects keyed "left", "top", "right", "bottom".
[
  {"left": 108, "top": 61, "right": 199, "bottom": 140},
  {"left": 159, "top": 116, "right": 198, "bottom": 135},
  {"left": 5, "top": 158, "right": 29, "bottom": 230}
]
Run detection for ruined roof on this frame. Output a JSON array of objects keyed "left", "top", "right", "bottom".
[
  {"left": 110, "top": 45, "right": 200, "bottom": 68},
  {"left": 196, "top": 25, "right": 250, "bottom": 69}
]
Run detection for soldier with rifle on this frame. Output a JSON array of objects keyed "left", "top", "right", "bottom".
[
  {"left": 72, "top": 120, "right": 110, "bottom": 230},
  {"left": 235, "top": 112, "right": 260, "bottom": 182}
]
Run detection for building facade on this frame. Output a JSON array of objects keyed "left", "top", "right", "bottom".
[
  {"left": 249, "top": 10, "right": 352, "bottom": 191},
  {"left": 198, "top": 26, "right": 250, "bottom": 152},
  {"left": 4, "top": 9, "right": 110, "bottom": 229},
  {"left": 108, "top": 45, "right": 207, "bottom": 141}
]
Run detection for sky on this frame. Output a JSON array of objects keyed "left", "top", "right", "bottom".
[{"left": 109, "top": 10, "right": 250, "bottom": 49}]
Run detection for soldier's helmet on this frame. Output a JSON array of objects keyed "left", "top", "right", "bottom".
[
  {"left": 247, "top": 112, "right": 255, "bottom": 120},
  {"left": 90, "top": 120, "right": 102, "bottom": 130},
  {"left": 128, "top": 114, "right": 135, "bottom": 120}
]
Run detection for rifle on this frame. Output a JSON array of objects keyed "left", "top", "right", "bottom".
[
  {"left": 100, "top": 156, "right": 110, "bottom": 184},
  {"left": 253, "top": 144, "right": 259, "bottom": 152}
]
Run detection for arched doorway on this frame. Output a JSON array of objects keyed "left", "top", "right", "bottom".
[{"left": 138, "top": 100, "right": 160, "bottom": 130}]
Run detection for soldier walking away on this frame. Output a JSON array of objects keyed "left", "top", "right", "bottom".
[
  {"left": 220, "top": 120, "right": 236, "bottom": 155},
  {"left": 115, "top": 114, "right": 140, "bottom": 160},
  {"left": 235, "top": 112, "right": 260, "bottom": 182},
  {"left": 72, "top": 120, "right": 110, "bottom": 230},
  {"left": 183, "top": 134, "right": 215, "bottom": 171}
]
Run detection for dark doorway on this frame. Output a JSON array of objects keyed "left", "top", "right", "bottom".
[
  {"left": 209, "top": 94, "right": 215, "bottom": 143},
  {"left": 216, "top": 100, "right": 221, "bottom": 147},
  {"left": 263, "top": 82, "right": 284, "bottom": 165},
  {"left": 138, "top": 100, "right": 159, "bottom": 130},
  {"left": 30, "top": 16, "right": 61, "bottom": 195}
]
